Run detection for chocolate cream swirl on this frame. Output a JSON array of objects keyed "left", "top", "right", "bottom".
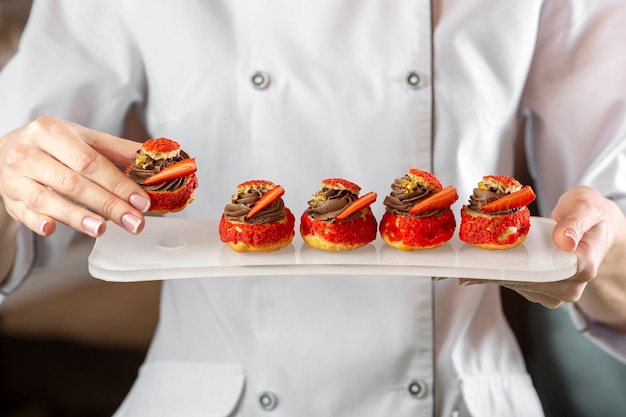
[
  {"left": 467, "top": 188, "right": 516, "bottom": 214},
  {"left": 304, "top": 188, "right": 357, "bottom": 222},
  {"left": 223, "top": 189, "right": 286, "bottom": 224},
  {"left": 127, "top": 150, "right": 190, "bottom": 192},
  {"left": 382, "top": 175, "right": 444, "bottom": 217}
]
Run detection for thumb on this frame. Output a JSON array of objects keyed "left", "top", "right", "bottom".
[
  {"left": 552, "top": 219, "right": 581, "bottom": 253},
  {"left": 551, "top": 186, "right": 603, "bottom": 253}
]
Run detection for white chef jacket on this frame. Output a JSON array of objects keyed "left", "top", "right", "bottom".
[{"left": 2, "top": 0, "right": 626, "bottom": 416}]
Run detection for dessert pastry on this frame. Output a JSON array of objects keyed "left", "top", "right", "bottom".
[
  {"left": 459, "top": 175, "right": 536, "bottom": 250},
  {"left": 300, "top": 178, "right": 378, "bottom": 251},
  {"left": 219, "top": 180, "right": 295, "bottom": 252},
  {"left": 379, "top": 168, "right": 458, "bottom": 250},
  {"left": 125, "top": 137, "right": 198, "bottom": 213}
]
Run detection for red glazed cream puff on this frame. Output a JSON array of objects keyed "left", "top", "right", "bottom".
[
  {"left": 459, "top": 175, "right": 536, "bottom": 250},
  {"left": 300, "top": 178, "right": 378, "bottom": 251},
  {"left": 379, "top": 168, "right": 458, "bottom": 250},
  {"left": 219, "top": 180, "right": 295, "bottom": 252},
  {"left": 125, "top": 137, "right": 198, "bottom": 214}
]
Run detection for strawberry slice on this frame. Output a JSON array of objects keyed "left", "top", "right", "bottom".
[
  {"left": 335, "top": 191, "right": 377, "bottom": 222},
  {"left": 143, "top": 158, "right": 197, "bottom": 186},
  {"left": 246, "top": 185, "right": 285, "bottom": 220},
  {"left": 409, "top": 186, "right": 458, "bottom": 215},
  {"left": 480, "top": 185, "right": 536, "bottom": 213}
]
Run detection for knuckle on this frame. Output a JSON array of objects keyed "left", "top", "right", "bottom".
[
  {"left": 58, "top": 204, "right": 76, "bottom": 224},
  {"left": 27, "top": 189, "right": 47, "bottom": 211},
  {"left": 25, "top": 115, "right": 60, "bottom": 137},
  {"left": 576, "top": 259, "right": 598, "bottom": 283},
  {"left": 582, "top": 265, "right": 598, "bottom": 282},
  {"left": 56, "top": 202, "right": 81, "bottom": 225},
  {"left": 562, "top": 282, "right": 586, "bottom": 303},
  {"left": 108, "top": 175, "right": 133, "bottom": 199},
  {"left": 72, "top": 150, "right": 99, "bottom": 175},
  {"left": 58, "top": 171, "right": 83, "bottom": 196},
  {"left": 33, "top": 115, "right": 60, "bottom": 126},
  {"left": 574, "top": 195, "right": 602, "bottom": 218},
  {"left": 4, "top": 143, "right": 30, "bottom": 166},
  {"left": 99, "top": 197, "right": 119, "bottom": 219}
]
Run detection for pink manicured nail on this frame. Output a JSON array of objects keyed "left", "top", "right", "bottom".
[
  {"left": 39, "top": 220, "right": 56, "bottom": 236},
  {"left": 564, "top": 227, "right": 578, "bottom": 241},
  {"left": 82, "top": 217, "right": 104, "bottom": 235},
  {"left": 130, "top": 194, "right": 151, "bottom": 213},
  {"left": 38, "top": 220, "right": 48, "bottom": 234},
  {"left": 563, "top": 227, "right": 579, "bottom": 250},
  {"left": 122, "top": 213, "right": 142, "bottom": 234}
]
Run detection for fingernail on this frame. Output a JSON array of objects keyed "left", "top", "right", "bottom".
[
  {"left": 82, "top": 217, "right": 104, "bottom": 235},
  {"left": 459, "top": 279, "right": 478, "bottom": 287},
  {"left": 432, "top": 277, "right": 447, "bottom": 282},
  {"left": 38, "top": 220, "right": 48, "bottom": 234},
  {"left": 130, "top": 194, "right": 151, "bottom": 213},
  {"left": 564, "top": 227, "right": 578, "bottom": 241},
  {"left": 122, "top": 213, "right": 142, "bottom": 234}
]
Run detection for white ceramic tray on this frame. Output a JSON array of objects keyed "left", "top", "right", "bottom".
[{"left": 88, "top": 216, "right": 577, "bottom": 283}]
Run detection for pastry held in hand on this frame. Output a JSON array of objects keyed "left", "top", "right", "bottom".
[
  {"left": 125, "top": 137, "right": 198, "bottom": 214},
  {"left": 459, "top": 175, "right": 536, "bottom": 250},
  {"left": 379, "top": 168, "right": 458, "bottom": 251},
  {"left": 300, "top": 178, "right": 378, "bottom": 251},
  {"left": 219, "top": 180, "right": 295, "bottom": 252}
]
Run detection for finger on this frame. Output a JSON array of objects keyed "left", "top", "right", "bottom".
[
  {"left": 498, "top": 279, "right": 587, "bottom": 303},
  {"left": 4, "top": 197, "right": 56, "bottom": 237},
  {"left": 3, "top": 120, "right": 150, "bottom": 235},
  {"left": 459, "top": 277, "right": 588, "bottom": 304},
  {"left": 37, "top": 122, "right": 144, "bottom": 196},
  {"left": 512, "top": 289, "right": 563, "bottom": 309},
  {"left": 458, "top": 278, "right": 482, "bottom": 286},
  {"left": 551, "top": 186, "right": 603, "bottom": 252},
  {"left": 66, "top": 121, "right": 143, "bottom": 166},
  {"left": 21, "top": 155, "right": 147, "bottom": 235},
  {"left": 469, "top": 279, "right": 565, "bottom": 308},
  {"left": 23, "top": 121, "right": 151, "bottom": 214},
  {"left": 19, "top": 117, "right": 149, "bottom": 213},
  {"left": 7, "top": 184, "right": 107, "bottom": 237}
]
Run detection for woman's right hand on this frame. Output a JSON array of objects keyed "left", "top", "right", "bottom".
[{"left": 0, "top": 116, "right": 151, "bottom": 238}]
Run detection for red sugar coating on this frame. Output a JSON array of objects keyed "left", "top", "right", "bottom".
[
  {"left": 459, "top": 206, "right": 530, "bottom": 246},
  {"left": 483, "top": 175, "right": 521, "bottom": 190},
  {"left": 300, "top": 208, "right": 377, "bottom": 245},
  {"left": 321, "top": 178, "right": 361, "bottom": 194},
  {"left": 148, "top": 173, "right": 198, "bottom": 212},
  {"left": 219, "top": 209, "right": 296, "bottom": 246},
  {"left": 141, "top": 137, "right": 181, "bottom": 155},
  {"left": 379, "top": 209, "right": 456, "bottom": 248},
  {"left": 408, "top": 168, "right": 443, "bottom": 191}
]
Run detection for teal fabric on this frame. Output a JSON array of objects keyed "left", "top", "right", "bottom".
[{"left": 528, "top": 305, "right": 626, "bottom": 417}]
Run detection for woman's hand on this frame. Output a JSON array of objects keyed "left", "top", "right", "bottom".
[
  {"left": 0, "top": 116, "right": 151, "bottom": 238},
  {"left": 459, "top": 186, "right": 626, "bottom": 331}
]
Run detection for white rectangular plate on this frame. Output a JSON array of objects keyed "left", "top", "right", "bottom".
[{"left": 88, "top": 216, "right": 577, "bottom": 283}]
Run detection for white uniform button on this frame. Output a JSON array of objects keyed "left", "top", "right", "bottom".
[
  {"left": 407, "top": 379, "right": 428, "bottom": 399},
  {"left": 406, "top": 71, "right": 422, "bottom": 88},
  {"left": 258, "top": 391, "right": 278, "bottom": 411},
  {"left": 250, "top": 71, "right": 271, "bottom": 90}
]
